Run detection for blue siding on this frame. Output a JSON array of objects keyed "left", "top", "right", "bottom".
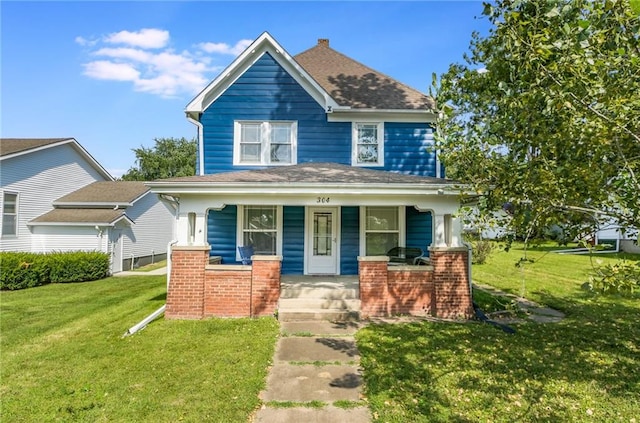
[
  {"left": 406, "top": 207, "right": 432, "bottom": 257},
  {"left": 384, "top": 123, "right": 437, "bottom": 177},
  {"left": 207, "top": 206, "right": 238, "bottom": 264},
  {"left": 340, "top": 206, "right": 360, "bottom": 275},
  {"left": 201, "top": 53, "right": 351, "bottom": 174},
  {"left": 282, "top": 206, "right": 304, "bottom": 274}
]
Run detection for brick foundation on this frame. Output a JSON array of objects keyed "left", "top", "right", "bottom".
[
  {"left": 358, "top": 247, "right": 472, "bottom": 319},
  {"left": 166, "top": 246, "right": 281, "bottom": 319}
]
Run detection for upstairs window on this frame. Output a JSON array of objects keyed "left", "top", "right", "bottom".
[
  {"left": 353, "top": 122, "right": 384, "bottom": 166},
  {"left": 2, "top": 192, "right": 18, "bottom": 237},
  {"left": 234, "top": 121, "right": 297, "bottom": 165}
]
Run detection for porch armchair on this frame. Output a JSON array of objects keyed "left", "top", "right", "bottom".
[
  {"left": 238, "top": 245, "right": 254, "bottom": 265},
  {"left": 386, "top": 247, "right": 427, "bottom": 265}
]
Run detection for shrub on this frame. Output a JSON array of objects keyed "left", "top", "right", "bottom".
[
  {"left": 471, "top": 239, "right": 495, "bottom": 264},
  {"left": 588, "top": 260, "right": 640, "bottom": 297},
  {"left": 0, "top": 251, "right": 110, "bottom": 290}
]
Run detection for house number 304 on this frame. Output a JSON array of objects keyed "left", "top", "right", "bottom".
[{"left": 317, "top": 197, "right": 330, "bottom": 203}]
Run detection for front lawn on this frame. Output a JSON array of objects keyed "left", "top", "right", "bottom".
[
  {"left": 0, "top": 276, "right": 279, "bottom": 422},
  {"left": 356, "top": 243, "right": 640, "bottom": 422}
]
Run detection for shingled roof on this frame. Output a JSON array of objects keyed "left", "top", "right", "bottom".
[
  {"left": 154, "top": 162, "right": 454, "bottom": 185},
  {"left": 0, "top": 138, "right": 73, "bottom": 157},
  {"left": 295, "top": 39, "right": 435, "bottom": 110},
  {"left": 54, "top": 181, "right": 149, "bottom": 206},
  {"left": 29, "top": 208, "right": 132, "bottom": 225}
]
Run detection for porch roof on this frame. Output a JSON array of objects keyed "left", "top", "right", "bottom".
[{"left": 147, "top": 162, "right": 463, "bottom": 195}]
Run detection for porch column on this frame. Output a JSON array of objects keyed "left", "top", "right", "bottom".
[
  {"left": 432, "top": 213, "right": 464, "bottom": 248},
  {"left": 166, "top": 245, "right": 210, "bottom": 319},
  {"left": 429, "top": 247, "right": 473, "bottom": 319},
  {"left": 251, "top": 256, "right": 282, "bottom": 317}
]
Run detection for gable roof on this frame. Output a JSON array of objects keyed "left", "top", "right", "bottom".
[
  {"left": 28, "top": 208, "right": 134, "bottom": 226},
  {"left": 0, "top": 138, "right": 113, "bottom": 181},
  {"left": 295, "top": 39, "right": 435, "bottom": 111},
  {"left": 53, "top": 181, "right": 149, "bottom": 207},
  {"left": 186, "top": 32, "right": 340, "bottom": 116},
  {"left": 185, "top": 32, "right": 436, "bottom": 116}
]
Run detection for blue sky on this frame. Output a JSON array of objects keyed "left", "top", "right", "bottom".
[{"left": 1, "top": 1, "right": 491, "bottom": 178}]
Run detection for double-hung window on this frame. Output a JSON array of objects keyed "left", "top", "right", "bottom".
[
  {"left": 234, "top": 121, "right": 297, "bottom": 165},
  {"left": 362, "top": 206, "right": 403, "bottom": 255},
  {"left": 2, "top": 192, "right": 18, "bottom": 237},
  {"left": 353, "top": 122, "right": 384, "bottom": 166},
  {"left": 238, "top": 205, "right": 282, "bottom": 255}
]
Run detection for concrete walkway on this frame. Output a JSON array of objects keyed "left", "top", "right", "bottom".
[
  {"left": 253, "top": 321, "right": 371, "bottom": 423},
  {"left": 473, "top": 282, "right": 565, "bottom": 323},
  {"left": 112, "top": 267, "right": 167, "bottom": 277}
]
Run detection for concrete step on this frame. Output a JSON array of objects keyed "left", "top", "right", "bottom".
[
  {"left": 279, "top": 298, "right": 361, "bottom": 310},
  {"left": 280, "top": 286, "right": 359, "bottom": 300},
  {"left": 278, "top": 309, "right": 360, "bottom": 322}
]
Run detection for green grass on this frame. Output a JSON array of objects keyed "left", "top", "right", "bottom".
[
  {"left": 132, "top": 260, "right": 167, "bottom": 272},
  {"left": 0, "top": 276, "right": 279, "bottom": 422},
  {"left": 356, "top": 243, "right": 640, "bottom": 422}
]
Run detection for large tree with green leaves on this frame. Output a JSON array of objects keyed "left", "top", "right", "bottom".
[
  {"left": 121, "top": 137, "right": 197, "bottom": 181},
  {"left": 435, "top": 0, "right": 639, "bottom": 242}
]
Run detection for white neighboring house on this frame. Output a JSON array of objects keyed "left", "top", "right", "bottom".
[{"left": 1, "top": 138, "right": 176, "bottom": 273}]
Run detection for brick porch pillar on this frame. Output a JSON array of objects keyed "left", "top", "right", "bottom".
[
  {"left": 251, "top": 256, "right": 282, "bottom": 317},
  {"left": 166, "top": 245, "right": 210, "bottom": 319},
  {"left": 358, "top": 256, "right": 389, "bottom": 318},
  {"left": 429, "top": 247, "right": 473, "bottom": 319}
]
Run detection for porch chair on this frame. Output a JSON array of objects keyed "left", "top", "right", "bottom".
[
  {"left": 238, "top": 245, "right": 255, "bottom": 265},
  {"left": 386, "top": 246, "right": 426, "bottom": 265}
]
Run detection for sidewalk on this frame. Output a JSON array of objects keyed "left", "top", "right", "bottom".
[
  {"left": 112, "top": 267, "right": 167, "bottom": 277},
  {"left": 473, "top": 282, "right": 565, "bottom": 323},
  {"left": 253, "top": 321, "right": 371, "bottom": 423}
]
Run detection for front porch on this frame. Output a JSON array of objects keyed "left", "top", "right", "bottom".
[{"left": 165, "top": 246, "right": 473, "bottom": 321}]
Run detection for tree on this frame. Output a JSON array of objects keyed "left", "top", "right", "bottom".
[
  {"left": 434, "top": 0, "right": 640, "bottom": 243},
  {"left": 121, "top": 137, "right": 197, "bottom": 181}
]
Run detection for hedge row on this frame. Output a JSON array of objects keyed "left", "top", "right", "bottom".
[{"left": 0, "top": 251, "right": 110, "bottom": 290}]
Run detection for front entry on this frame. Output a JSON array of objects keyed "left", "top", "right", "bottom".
[{"left": 305, "top": 207, "right": 339, "bottom": 274}]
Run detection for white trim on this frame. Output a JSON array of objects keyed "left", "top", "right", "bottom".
[
  {"left": 352, "top": 122, "right": 384, "bottom": 167},
  {"left": 235, "top": 205, "right": 283, "bottom": 260},
  {"left": 185, "top": 32, "right": 341, "bottom": 114},
  {"left": 305, "top": 206, "right": 341, "bottom": 275},
  {"left": 1, "top": 191, "right": 19, "bottom": 237},
  {"left": 186, "top": 115, "right": 205, "bottom": 175},
  {"left": 233, "top": 121, "right": 298, "bottom": 166},
  {"left": 359, "top": 206, "right": 406, "bottom": 256},
  {"left": 328, "top": 109, "right": 437, "bottom": 123}
]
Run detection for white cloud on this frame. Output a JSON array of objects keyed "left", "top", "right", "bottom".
[
  {"left": 105, "top": 28, "right": 169, "bottom": 49},
  {"left": 75, "top": 36, "right": 97, "bottom": 47},
  {"left": 477, "top": 67, "right": 489, "bottom": 74},
  {"left": 83, "top": 61, "right": 140, "bottom": 81},
  {"left": 198, "top": 39, "right": 253, "bottom": 55},
  {"left": 78, "top": 28, "right": 253, "bottom": 98}
]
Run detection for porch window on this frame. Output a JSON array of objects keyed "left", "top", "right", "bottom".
[
  {"left": 363, "top": 206, "right": 401, "bottom": 255},
  {"left": 2, "top": 192, "right": 18, "bottom": 237},
  {"left": 352, "top": 122, "right": 384, "bottom": 166},
  {"left": 239, "top": 205, "right": 281, "bottom": 255},
  {"left": 234, "top": 121, "right": 297, "bottom": 165}
]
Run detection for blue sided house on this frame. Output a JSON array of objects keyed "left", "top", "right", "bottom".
[{"left": 148, "top": 32, "right": 466, "bottom": 279}]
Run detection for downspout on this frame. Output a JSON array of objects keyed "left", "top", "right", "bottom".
[
  {"left": 123, "top": 239, "right": 178, "bottom": 337},
  {"left": 186, "top": 113, "right": 205, "bottom": 176}
]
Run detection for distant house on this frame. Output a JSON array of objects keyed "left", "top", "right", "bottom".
[
  {"left": 1, "top": 138, "right": 175, "bottom": 273},
  {"left": 148, "top": 33, "right": 473, "bottom": 321}
]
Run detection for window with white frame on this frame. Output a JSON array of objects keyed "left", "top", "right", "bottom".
[
  {"left": 2, "top": 192, "right": 18, "bottom": 237},
  {"left": 239, "top": 205, "right": 281, "bottom": 255},
  {"left": 363, "top": 206, "right": 401, "bottom": 255},
  {"left": 353, "top": 122, "right": 384, "bottom": 166},
  {"left": 234, "top": 121, "right": 297, "bottom": 165}
]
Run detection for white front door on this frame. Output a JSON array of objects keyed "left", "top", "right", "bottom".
[
  {"left": 306, "top": 207, "right": 339, "bottom": 274},
  {"left": 110, "top": 229, "right": 123, "bottom": 273}
]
